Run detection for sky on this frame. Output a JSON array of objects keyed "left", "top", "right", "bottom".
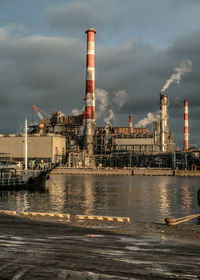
[{"left": 0, "top": 0, "right": 200, "bottom": 148}]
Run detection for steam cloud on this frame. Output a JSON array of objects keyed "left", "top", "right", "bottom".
[
  {"left": 136, "top": 111, "right": 160, "bottom": 127},
  {"left": 161, "top": 59, "right": 192, "bottom": 92},
  {"left": 104, "top": 109, "right": 115, "bottom": 123},
  {"left": 71, "top": 88, "right": 128, "bottom": 124},
  {"left": 71, "top": 108, "right": 80, "bottom": 116},
  {"left": 95, "top": 88, "right": 109, "bottom": 119},
  {"left": 95, "top": 88, "right": 128, "bottom": 123},
  {"left": 95, "top": 88, "right": 116, "bottom": 123},
  {"left": 113, "top": 90, "right": 128, "bottom": 108}
]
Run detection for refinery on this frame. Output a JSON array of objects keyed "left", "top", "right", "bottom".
[{"left": 0, "top": 28, "right": 199, "bottom": 171}]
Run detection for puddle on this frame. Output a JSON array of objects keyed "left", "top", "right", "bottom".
[
  {"left": 10, "top": 236, "right": 24, "bottom": 241},
  {"left": 119, "top": 258, "right": 152, "bottom": 265},
  {"left": 126, "top": 245, "right": 152, "bottom": 251},
  {"left": 94, "top": 249, "right": 124, "bottom": 256}
]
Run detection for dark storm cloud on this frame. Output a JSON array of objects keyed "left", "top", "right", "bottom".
[
  {"left": 0, "top": 31, "right": 86, "bottom": 133},
  {"left": 46, "top": 0, "right": 200, "bottom": 47},
  {"left": 47, "top": 0, "right": 126, "bottom": 38}
]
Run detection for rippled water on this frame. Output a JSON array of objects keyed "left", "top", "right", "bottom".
[{"left": 0, "top": 175, "right": 200, "bottom": 223}]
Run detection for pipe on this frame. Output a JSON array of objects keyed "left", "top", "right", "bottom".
[
  {"left": 165, "top": 213, "right": 200, "bottom": 225},
  {"left": 82, "top": 111, "right": 86, "bottom": 126},
  {"left": 24, "top": 117, "right": 28, "bottom": 171},
  {"left": 184, "top": 100, "right": 189, "bottom": 150}
]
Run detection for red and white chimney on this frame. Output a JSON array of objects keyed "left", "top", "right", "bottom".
[
  {"left": 184, "top": 100, "right": 189, "bottom": 150},
  {"left": 129, "top": 114, "right": 133, "bottom": 128},
  {"left": 84, "top": 28, "right": 96, "bottom": 155}
]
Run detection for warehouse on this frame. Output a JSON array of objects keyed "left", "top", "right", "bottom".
[{"left": 0, "top": 134, "right": 66, "bottom": 164}]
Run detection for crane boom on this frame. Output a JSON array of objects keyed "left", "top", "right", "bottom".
[{"left": 32, "top": 105, "right": 49, "bottom": 120}]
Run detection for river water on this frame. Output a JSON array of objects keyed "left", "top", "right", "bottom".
[{"left": 0, "top": 175, "right": 200, "bottom": 224}]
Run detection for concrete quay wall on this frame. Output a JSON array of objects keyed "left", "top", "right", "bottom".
[
  {"left": 52, "top": 167, "right": 132, "bottom": 176},
  {"left": 51, "top": 167, "right": 200, "bottom": 176}
]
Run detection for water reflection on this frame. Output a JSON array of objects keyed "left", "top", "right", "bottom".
[
  {"left": 16, "top": 192, "right": 29, "bottom": 212},
  {"left": 0, "top": 176, "right": 199, "bottom": 223},
  {"left": 0, "top": 187, "right": 48, "bottom": 213}
]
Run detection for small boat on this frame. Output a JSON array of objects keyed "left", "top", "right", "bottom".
[
  {"left": 0, "top": 167, "right": 49, "bottom": 191},
  {"left": 0, "top": 117, "right": 53, "bottom": 191}
]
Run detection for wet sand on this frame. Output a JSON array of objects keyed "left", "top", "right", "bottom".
[{"left": 0, "top": 214, "right": 200, "bottom": 279}]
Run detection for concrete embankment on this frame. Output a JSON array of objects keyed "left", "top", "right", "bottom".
[{"left": 51, "top": 167, "right": 200, "bottom": 176}]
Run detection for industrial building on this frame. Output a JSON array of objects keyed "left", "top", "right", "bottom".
[{"left": 0, "top": 134, "right": 66, "bottom": 164}]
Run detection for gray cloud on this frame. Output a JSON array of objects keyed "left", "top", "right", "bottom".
[{"left": 46, "top": 0, "right": 200, "bottom": 48}]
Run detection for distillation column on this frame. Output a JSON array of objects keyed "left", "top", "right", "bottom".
[
  {"left": 160, "top": 92, "right": 169, "bottom": 152},
  {"left": 84, "top": 28, "right": 96, "bottom": 155},
  {"left": 184, "top": 100, "right": 189, "bottom": 150}
]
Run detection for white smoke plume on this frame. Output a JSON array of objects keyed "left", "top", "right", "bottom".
[
  {"left": 113, "top": 90, "right": 128, "bottom": 108},
  {"left": 161, "top": 59, "right": 192, "bottom": 92},
  {"left": 96, "top": 89, "right": 115, "bottom": 123},
  {"left": 104, "top": 109, "right": 115, "bottom": 123},
  {"left": 136, "top": 111, "right": 160, "bottom": 127},
  {"left": 95, "top": 88, "right": 109, "bottom": 119},
  {"left": 82, "top": 88, "right": 128, "bottom": 124},
  {"left": 71, "top": 108, "right": 80, "bottom": 116}
]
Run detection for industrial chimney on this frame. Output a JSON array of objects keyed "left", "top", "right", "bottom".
[
  {"left": 129, "top": 114, "right": 133, "bottom": 128},
  {"left": 184, "top": 100, "right": 189, "bottom": 150},
  {"left": 84, "top": 28, "right": 96, "bottom": 155},
  {"left": 159, "top": 92, "right": 169, "bottom": 152}
]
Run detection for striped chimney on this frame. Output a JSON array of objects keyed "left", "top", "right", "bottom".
[
  {"left": 129, "top": 114, "right": 133, "bottom": 128},
  {"left": 84, "top": 28, "right": 96, "bottom": 155},
  {"left": 85, "top": 28, "right": 96, "bottom": 122},
  {"left": 184, "top": 100, "right": 189, "bottom": 150}
]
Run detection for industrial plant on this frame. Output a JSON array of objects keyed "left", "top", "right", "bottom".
[{"left": 0, "top": 28, "right": 199, "bottom": 170}]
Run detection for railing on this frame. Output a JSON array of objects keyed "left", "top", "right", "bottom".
[{"left": 0, "top": 177, "right": 25, "bottom": 186}]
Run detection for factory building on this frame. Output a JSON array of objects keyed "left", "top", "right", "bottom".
[
  {"left": 27, "top": 91, "right": 174, "bottom": 168},
  {"left": 30, "top": 110, "right": 84, "bottom": 153},
  {"left": 94, "top": 126, "right": 157, "bottom": 154},
  {"left": 0, "top": 134, "right": 66, "bottom": 164}
]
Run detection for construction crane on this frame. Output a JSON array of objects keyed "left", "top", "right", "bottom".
[{"left": 32, "top": 105, "right": 49, "bottom": 120}]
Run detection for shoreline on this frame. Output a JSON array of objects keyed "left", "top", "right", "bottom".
[
  {"left": 51, "top": 167, "right": 200, "bottom": 176},
  {"left": 1, "top": 212, "right": 200, "bottom": 244}
]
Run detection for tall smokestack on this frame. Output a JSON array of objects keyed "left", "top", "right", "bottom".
[
  {"left": 184, "top": 100, "right": 189, "bottom": 150},
  {"left": 84, "top": 28, "right": 96, "bottom": 155},
  {"left": 129, "top": 114, "right": 133, "bottom": 128},
  {"left": 159, "top": 92, "right": 169, "bottom": 152}
]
